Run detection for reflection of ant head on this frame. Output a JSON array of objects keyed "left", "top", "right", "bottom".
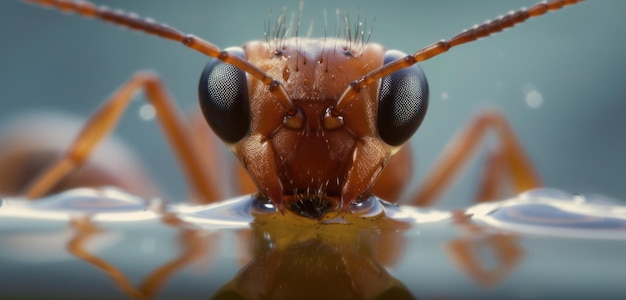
[{"left": 214, "top": 211, "right": 413, "bottom": 299}]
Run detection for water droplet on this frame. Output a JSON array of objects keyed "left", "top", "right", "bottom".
[
  {"left": 138, "top": 104, "right": 156, "bottom": 121},
  {"left": 523, "top": 83, "right": 543, "bottom": 109},
  {"left": 440, "top": 91, "right": 449, "bottom": 100}
]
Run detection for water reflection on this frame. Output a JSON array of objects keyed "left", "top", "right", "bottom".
[
  {"left": 447, "top": 211, "right": 523, "bottom": 287},
  {"left": 1, "top": 188, "right": 626, "bottom": 299},
  {"left": 213, "top": 209, "right": 414, "bottom": 299},
  {"left": 67, "top": 215, "right": 212, "bottom": 299}
]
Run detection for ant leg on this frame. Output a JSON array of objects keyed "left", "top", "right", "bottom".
[
  {"left": 475, "top": 145, "right": 508, "bottom": 202},
  {"left": 24, "top": 72, "right": 220, "bottom": 202},
  {"left": 188, "top": 111, "right": 263, "bottom": 198},
  {"left": 0, "top": 113, "right": 157, "bottom": 197},
  {"left": 406, "top": 110, "right": 541, "bottom": 206},
  {"left": 189, "top": 110, "right": 257, "bottom": 197},
  {"left": 188, "top": 111, "right": 230, "bottom": 197}
]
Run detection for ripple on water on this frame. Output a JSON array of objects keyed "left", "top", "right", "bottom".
[
  {"left": 0, "top": 188, "right": 160, "bottom": 222},
  {"left": 0, "top": 190, "right": 407, "bottom": 228},
  {"left": 170, "top": 195, "right": 394, "bottom": 229},
  {"left": 169, "top": 194, "right": 257, "bottom": 229},
  {"left": 468, "top": 188, "right": 626, "bottom": 239},
  {"left": 4, "top": 187, "right": 626, "bottom": 239}
]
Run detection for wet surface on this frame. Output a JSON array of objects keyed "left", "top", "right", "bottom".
[{"left": 1, "top": 188, "right": 625, "bottom": 299}]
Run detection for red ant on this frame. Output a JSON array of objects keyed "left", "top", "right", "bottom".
[{"left": 5, "top": 0, "right": 583, "bottom": 218}]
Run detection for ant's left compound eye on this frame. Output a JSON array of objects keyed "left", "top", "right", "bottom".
[
  {"left": 198, "top": 47, "right": 250, "bottom": 144},
  {"left": 377, "top": 50, "right": 429, "bottom": 147}
]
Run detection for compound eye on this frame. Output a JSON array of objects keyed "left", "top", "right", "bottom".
[
  {"left": 377, "top": 50, "right": 429, "bottom": 146},
  {"left": 198, "top": 47, "right": 250, "bottom": 144}
]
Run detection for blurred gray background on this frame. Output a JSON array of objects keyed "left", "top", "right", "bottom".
[{"left": 0, "top": 0, "right": 624, "bottom": 207}]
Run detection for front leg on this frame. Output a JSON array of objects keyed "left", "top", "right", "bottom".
[{"left": 24, "top": 72, "right": 221, "bottom": 202}]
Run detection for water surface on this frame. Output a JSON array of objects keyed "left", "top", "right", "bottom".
[{"left": 1, "top": 188, "right": 624, "bottom": 299}]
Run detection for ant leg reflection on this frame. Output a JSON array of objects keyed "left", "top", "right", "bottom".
[
  {"left": 67, "top": 215, "right": 215, "bottom": 299},
  {"left": 447, "top": 211, "right": 523, "bottom": 286},
  {"left": 68, "top": 218, "right": 140, "bottom": 298}
]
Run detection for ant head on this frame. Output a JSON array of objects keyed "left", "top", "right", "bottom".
[{"left": 197, "top": 39, "right": 429, "bottom": 216}]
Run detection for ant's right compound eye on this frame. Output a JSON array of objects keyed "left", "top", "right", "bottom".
[
  {"left": 198, "top": 47, "right": 250, "bottom": 144},
  {"left": 377, "top": 50, "right": 429, "bottom": 147}
]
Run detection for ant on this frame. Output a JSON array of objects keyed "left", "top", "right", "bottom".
[{"left": 1, "top": 0, "right": 587, "bottom": 218}]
